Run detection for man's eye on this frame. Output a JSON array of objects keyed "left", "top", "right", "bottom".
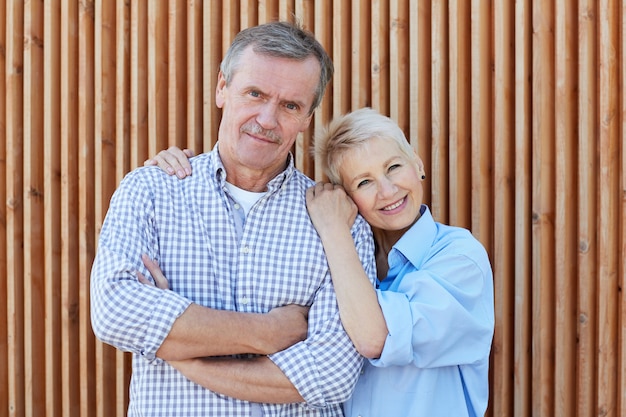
[
  {"left": 249, "top": 91, "right": 261, "bottom": 98},
  {"left": 285, "top": 103, "right": 298, "bottom": 111}
]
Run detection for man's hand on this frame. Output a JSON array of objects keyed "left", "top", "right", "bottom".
[
  {"left": 264, "top": 304, "right": 310, "bottom": 352},
  {"left": 144, "top": 146, "right": 195, "bottom": 179}
]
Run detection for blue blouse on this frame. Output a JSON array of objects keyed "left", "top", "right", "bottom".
[{"left": 343, "top": 205, "right": 494, "bottom": 417}]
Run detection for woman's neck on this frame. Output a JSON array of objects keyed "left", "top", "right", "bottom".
[{"left": 373, "top": 228, "right": 404, "bottom": 279}]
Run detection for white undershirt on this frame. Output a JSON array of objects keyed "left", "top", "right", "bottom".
[{"left": 224, "top": 181, "right": 266, "bottom": 216}]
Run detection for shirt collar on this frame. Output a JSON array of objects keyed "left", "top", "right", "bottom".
[
  {"left": 209, "top": 143, "right": 295, "bottom": 192},
  {"left": 388, "top": 205, "right": 437, "bottom": 270}
]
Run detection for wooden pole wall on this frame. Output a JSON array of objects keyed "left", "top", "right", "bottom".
[{"left": 1, "top": 1, "right": 625, "bottom": 416}]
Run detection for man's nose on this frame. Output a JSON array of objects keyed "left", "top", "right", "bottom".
[{"left": 256, "top": 102, "right": 279, "bottom": 130}]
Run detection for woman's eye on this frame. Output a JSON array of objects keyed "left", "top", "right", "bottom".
[
  {"left": 357, "top": 179, "right": 370, "bottom": 188},
  {"left": 388, "top": 163, "right": 401, "bottom": 172}
]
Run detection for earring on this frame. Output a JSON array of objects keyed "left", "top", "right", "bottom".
[{"left": 421, "top": 174, "right": 426, "bottom": 180}]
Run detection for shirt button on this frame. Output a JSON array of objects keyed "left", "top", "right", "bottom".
[
  {"left": 240, "top": 296, "right": 249, "bottom": 305},
  {"left": 242, "top": 246, "right": 250, "bottom": 254},
  {"left": 234, "top": 203, "right": 241, "bottom": 210}
]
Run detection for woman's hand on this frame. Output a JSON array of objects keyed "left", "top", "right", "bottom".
[
  {"left": 144, "top": 146, "right": 195, "bottom": 179},
  {"left": 137, "top": 254, "right": 170, "bottom": 289},
  {"left": 306, "top": 182, "right": 358, "bottom": 236}
]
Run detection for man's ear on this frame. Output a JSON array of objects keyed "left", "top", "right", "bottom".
[{"left": 215, "top": 72, "right": 227, "bottom": 108}]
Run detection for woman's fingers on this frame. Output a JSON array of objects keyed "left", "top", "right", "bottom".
[
  {"left": 141, "top": 254, "right": 170, "bottom": 290},
  {"left": 137, "top": 271, "right": 154, "bottom": 286},
  {"left": 144, "top": 146, "right": 194, "bottom": 179}
]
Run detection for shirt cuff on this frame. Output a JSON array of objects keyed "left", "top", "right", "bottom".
[
  {"left": 370, "top": 289, "right": 414, "bottom": 367},
  {"left": 140, "top": 290, "right": 192, "bottom": 363}
]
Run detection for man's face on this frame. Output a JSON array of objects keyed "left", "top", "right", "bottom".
[{"left": 215, "top": 46, "right": 320, "bottom": 189}]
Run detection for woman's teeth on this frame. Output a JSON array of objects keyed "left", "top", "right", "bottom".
[{"left": 383, "top": 198, "right": 404, "bottom": 211}]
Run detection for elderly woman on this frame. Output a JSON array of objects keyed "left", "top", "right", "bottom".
[{"left": 145, "top": 108, "right": 494, "bottom": 416}]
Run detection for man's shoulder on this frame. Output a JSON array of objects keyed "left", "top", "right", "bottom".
[
  {"left": 123, "top": 152, "right": 212, "bottom": 184},
  {"left": 288, "top": 168, "right": 316, "bottom": 188}
]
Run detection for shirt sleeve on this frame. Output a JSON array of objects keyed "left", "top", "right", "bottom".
[
  {"left": 90, "top": 170, "right": 191, "bottom": 362},
  {"left": 269, "top": 215, "right": 377, "bottom": 409},
  {"left": 371, "top": 248, "right": 494, "bottom": 369}
]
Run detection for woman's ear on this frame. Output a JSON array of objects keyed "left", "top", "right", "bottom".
[{"left": 413, "top": 149, "right": 425, "bottom": 176}]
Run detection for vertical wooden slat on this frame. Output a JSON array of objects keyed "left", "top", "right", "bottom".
[
  {"left": 147, "top": 1, "right": 168, "bottom": 155},
  {"left": 350, "top": 0, "right": 370, "bottom": 109},
  {"left": 294, "top": 0, "right": 316, "bottom": 177},
  {"left": 187, "top": 0, "right": 203, "bottom": 153},
  {"left": 0, "top": 2, "right": 9, "bottom": 414},
  {"left": 277, "top": 0, "right": 295, "bottom": 22},
  {"left": 257, "top": 0, "right": 277, "bottom": 24},
  {"left": 312, "top": 0, "right": 333, "bottom": 181},
  {"left": 78, "top": 1, "right": 96, "bottom": 415},
  {"left": 23, "top": 0, "right": 46, "bottom": 414},
  {"left": 114, "top": 2, "right": 132, "bottom": 414},
  {"left": 410, "top": 1, "right": 431, "bottom": 204},
  {"left": 370, "top": 0, "right": 389, "bottom": 115},
  {"left": 94, "top": 1, "right": 117, "bottom": 416},
  {"left": 44, "top": 1, "right": 62, "bottom": 416},
  {"left": 448, "top": 0, "right": 471, "bottom": 229},
  {"left": 469, "top": 0, "right": 493, "bottom": 250},
  {"left": 168, "top": 0, "right": 187, "bottom": 150},
  {"left": 596, "top": 0, "right": 619, "bottom": 414},
  {"left": 492, "top": 0, "right": 514, "bottom": 415},
  {"left": 61, "top": 1, "right": 80, "bottom": 415},
  {"left": 531, "top": 1, "right": 556, "bottom": 415},
  {"left": 577, "top": 0, "right": 598, "bottom": 414},
  {"left": 389, "top": 0, "right": 409, "bottom": 132},
  {"left": 221, "top": 0, "right": 239, "bottom": 51},
  {"left": 130, "top": 0, "right": 148, "bottom": 166},
  {"left": 513, "top": 2, "right": 532, "bottom": 415},
  {"left": 430, "top": 0, "right": 448, "bottom": 221},
  {"left": 6, "top": 0, "right": 25, "bottom": 416},
  {"left": 554, "top": 1, "right": 577, "bottom": 415},
  {"left": 203, "top": 1, "right": 222, "bottom": 152},
  {"left": 115, "top": 0, "right": 130, "bottom": 180},
  {"left": 240, "top": 0, "right": 258, "bottom": 27},
  {"left": 621, "top": 2, "right": 626, "bottom": 415},
  {"left": 332, "top": 0, "right": 351, "bottom": 116}
]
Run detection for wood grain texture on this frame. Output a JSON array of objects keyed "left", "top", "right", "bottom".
[{"left": 0, "top": 2, "right": 624, "bottom": 416}]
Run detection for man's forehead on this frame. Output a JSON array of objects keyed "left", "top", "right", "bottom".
[{"left": 231, "top": 52, "right": 319, "bottom": 104}]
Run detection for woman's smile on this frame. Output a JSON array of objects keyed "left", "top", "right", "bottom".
[{"left": 339, "top": 137, "right": 425, "bottom": 232}]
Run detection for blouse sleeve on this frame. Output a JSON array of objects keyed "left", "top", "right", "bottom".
[{"left": 371, "top": 247, "right": 494, "bottom": 369}]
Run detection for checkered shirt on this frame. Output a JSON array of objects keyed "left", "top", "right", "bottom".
[{"left": 90, "top": 149, "right": 377, "bottom": 416}]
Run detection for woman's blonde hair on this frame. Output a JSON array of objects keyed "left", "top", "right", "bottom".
[{"left": 314, "top": 108, "right": 415, "bottom": 184}]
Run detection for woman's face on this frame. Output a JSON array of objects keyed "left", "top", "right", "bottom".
[{"left": 339, "top": 137, "right": 425, "bottom": 232}]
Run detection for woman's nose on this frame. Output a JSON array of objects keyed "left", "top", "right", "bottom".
[{"left": 377, "top": 177, "right": 397, "bottom": 198}]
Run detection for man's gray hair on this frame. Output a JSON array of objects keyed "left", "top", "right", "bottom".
[{"left": 220, "top": 21, "right": 334, "bottom": 115}]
